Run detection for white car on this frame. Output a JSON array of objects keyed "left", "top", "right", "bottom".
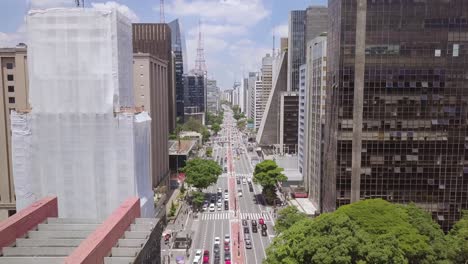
[
  {"left": 242, "top": 178, "right": 247, "bottom": 184},
  {"left": 238, "top": 189, "right": 243, "bottom": 197},
  {"left": 214, "top": 237, "right": 221, "bottom": 245},
  {"left": 217, "top": 204, "right": 222, "bottom": 211},
  {"left": 194, "top": 249, "right": 202, "bottom": 261},
  {"left": 224, "top": 234, "right": 230, "bottom": 244},
  {"left": 224, "top": 196, "right": 229, "bottom": 201},
  {"left": 217, "top": 187, "right": 222, "bottom": 193},
  {"left": 209, "top": 204, "right": 215, "bottom": 212},
  {"left": 202, "top": 204, "right": 208, "bottom": 211}
]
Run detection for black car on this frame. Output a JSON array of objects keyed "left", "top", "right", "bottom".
[
  {"left": 214, "top": 244, "right": 220, "bottom": 254},
  {"left": 261, "top": 224, "right": 267, "bottom": 231},
  {"left": 236, "top": 178, "right": 241, "bottom": 184},
  {"left": 244, "top": 227, "right": 250, "bottom": 234},
  {"left": 224, "top": 202, "right": 229, "bottom": 210},
  {"left": 249, "top": 186, "right": 254, "bottom": 192},
  {"left": 252, "top": 225, "right": 257, "bottom": 233},
  {"left": 242, "top": 220, "right": 248, "bottom": 227},
  {"left": 261, "top": 229, "right": 267, "bottom": 236}
]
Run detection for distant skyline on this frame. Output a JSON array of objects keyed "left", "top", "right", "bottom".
[{"left": 0, "top": 0, "right": 327, "bottom": 89}]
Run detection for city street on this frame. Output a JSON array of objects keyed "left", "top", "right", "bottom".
[{"left": 164, "top": 106, "right": 275, "bottom": 264}]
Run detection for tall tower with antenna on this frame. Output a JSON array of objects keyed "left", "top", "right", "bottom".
[
  {"left": 194, "top": 19, "right": 207, "bottom": 75},
  {"left": 160, "top": 0, "right": 165, "bottom": 23}
]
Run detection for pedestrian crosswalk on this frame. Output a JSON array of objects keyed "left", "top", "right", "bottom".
[
  {"left": 200, "top": 212, "right": 271, "bottom": 221},
  {"left": 235, "top": 173, "right": 251, "bottom": 178}
]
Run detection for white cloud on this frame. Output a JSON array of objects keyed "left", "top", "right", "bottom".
[
  {"left": 187, "top": 24, "right": 247, "bottom": 38},
  {"left": 0, "top": 24, "right": 27, "bottom": 48},
  {"left": 28, "top": 0, "right": 74, "bottom": 8},
  {"left": 91, "top": 1, "right": 139, "bottom": 22},
  {"left": 163, "top": 0, "right": 269, "bottom": 27},
  {"left": 272, "top": 23, "right": 288, "bottom": 38}
]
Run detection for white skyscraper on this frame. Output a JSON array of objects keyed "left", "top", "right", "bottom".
[{"left": 11, "top": 8, "right": 154, "bottom": 219}]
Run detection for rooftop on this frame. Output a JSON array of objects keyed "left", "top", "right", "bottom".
[{"left": 168, "top": 139, "right": 197, "bottom": 156}]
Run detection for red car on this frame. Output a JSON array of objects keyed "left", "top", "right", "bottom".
[
  {"left": 224, "top": 244, "right": 230, "bottom": 252},
  {"left": 259, "top": 218, "right": 265, "bottom": 225},
  {"left": 225, "top": 261, "right": 231, "bottom": 264},
  {"left": 203, "top": 250, "right": 209, "bottom": 263}
]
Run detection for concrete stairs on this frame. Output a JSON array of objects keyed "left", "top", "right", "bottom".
[
  {"left": 104, "top": 218, "right": 157, "bottom": 264},
  {"left": 0, "top": 217, "right": 101, "bottom": 264}
]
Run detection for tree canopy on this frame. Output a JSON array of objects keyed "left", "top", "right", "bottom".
[
  {"left": 253, "top": 160, "right": 287, "bottom": 188},
  {"left": 446, "top": 212, "right": 468, "bottom": 263},
  {"left": 265, "top": 199, "right": 465, "bottom": 264},
  {"left": 212, "top": 123, "right": 221, "bottom": 134},
  {"left": 236, "top": 119, "right": 246, "bottom": 130},
  {"left": 181, "top": 158, "right": 222, "bottom": 190},
  {"left": 275, "top": 206, "right": 308, "bottom": 234},
  {"left": 181, "top": 118, "right": 210, "bottom": 142}
]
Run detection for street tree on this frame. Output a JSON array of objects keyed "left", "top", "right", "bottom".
[
  {"left": 191, "top": 191, "right": 205, "bottom": 209},
  {"left": 275, "top": 206, "right": 308, "bottom": 234},
  {"left": 181, "top": 158, "right": 222, "bottom": 190},
  {"left": 265, "top": 199, "right": 452, "bottom": 264},
  {"left": 236, "top": 119, "right": 246, "bottom": 130},
  {"left": 212, "top": 123, "right": 221, "bottom": 134},
  {"left": 253, "top": 160, "right": 287, "bottom": 204}
]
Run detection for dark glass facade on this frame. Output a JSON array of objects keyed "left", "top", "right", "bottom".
[
  {"left": 183, "top": 74, "right": 206, "bottom": 114},
  {"left": 324, "top": 0, "right": 468, "bottom": 230}
]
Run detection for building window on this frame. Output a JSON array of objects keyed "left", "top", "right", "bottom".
[
  {"left": 8, "top": 86, "right": 14, "bottom": 92},
  {"left": 7, "top": 74, "right": 14, "bottom": 81},
  {"left": 453, "top": 44, "right": 459, "bottom": 57},
  {"left": 8, "top": 97, "right": 15, "bottom": 104},
  {"left": 140, "top": 94, "right": 144, "bottom": 99},
  {"left": 6, "top": 63, "right": 13, "bottom": 69},
  {"left": 434, "top": 49, "right": 441, "bottom": 57}
]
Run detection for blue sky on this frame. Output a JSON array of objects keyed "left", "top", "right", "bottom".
[{"left": 0, "top": 0, "right": 327, "bottom": 89}]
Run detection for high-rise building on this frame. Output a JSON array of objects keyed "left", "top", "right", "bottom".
[
  {"left": 232, "top": 81, "right": 241, "bottom": 107},
  {"left": 168, "top": 19, "right": 188, "bottom": 122},
  {"left": 183, "top": 73, "right": 206, "bottom": 116},
  {"left": 280, "top": 37, "right": 288, "bottom": 51},
  {"left": 298, "top": 64, "right": 307, "bottom": 176},
  {"left": 133, "top": 23, "right": 176, "bottom": 132},
  {"left": 12, "top": 8, "right": 154, "bottom": 219},
  {"left": 324, "top": 0, "right": 468, "bottom": 230},
  {"left": 304, "top": 35, "right": 327, "bottom": 211},
  {"left": 0, "top": 45, "right": 28, "bottom": 220},
  {"left": 206, "top": 79, "right": 219, "bottom": 114},
  {"left": 256, "top": 51, "right": 288, "bottom": 145},
  {"left": 287, "top": 7, "right": 327, "bottom": 92},
  {"left": 280, "top": 91, "right": 299, "bottom": 154},
  {"left": 247, "top": 72, "right": 257, "bottom": 121},
  {"left": 241, "top": 77, "right": 248, "bottom": 114},
  {"left": 254, "top": 54, "right": 273, "bottom": 129},
  {"left": 133, "top": 53, "right": 170, "bottom": 190}
]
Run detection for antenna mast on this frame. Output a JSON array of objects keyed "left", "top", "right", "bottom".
[
  {"left": 194, "top": 19, "right": 207, "bottom": 75},
  {"left": 160, "top": 0, "right": 165, "bottom": 23}
]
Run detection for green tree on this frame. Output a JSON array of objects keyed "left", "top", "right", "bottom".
[
  {"left": 191, "top": 191, "right": 206, "bottom": 209},
  {"left": 447, "top": 212, "right": 468, "bottom": 263},
  {"left": 265, "top": 199, "right": 451, "bottom": 264},
  {"left": 169, "top": 201, "right": 177, "bottom": 217},
  {"left": 206, "top": 147, "right": 213, "bottom": 157},
  {"left": 253, "top": 160, "right": 287, "bottom": 204},
  {"left": 275, "top": 206, "right": 308, "bottom": 234},
  {"left": 237, "top": 119, "right": 246, "bottom": 130},
  {"left": 181, "top": 158, "right": 222, "bottom": 190},
  {"left": 212, "top": 123, "right": 221, "bottom": 134}
]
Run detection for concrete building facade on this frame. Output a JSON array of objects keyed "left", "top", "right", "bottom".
[
  {"left": 247, "top": 72, "right": 257, "bottom": 121},
  {"left": 254, "top": 54, "right": 273, "bottom": 129},
  {"left": 206, "top": 79, "right": 219, "bottom": 114},
  {"left": 324, "top": 0, "right": 468, "bottom": 230},
  {"left": 133, "top": 53, "right": 170, "bottom": 190},
  {"left": 0, "top": 46, "right": 28, "bottom": 220},
  {"left": 305, "top": 35, "right": 327, "bottom": 211},
  {"left": 133, "top": 23, "right": 176, "bottom": 132},
  {"left": 298, "top": 64, "right": 307, "bottom": 176}
]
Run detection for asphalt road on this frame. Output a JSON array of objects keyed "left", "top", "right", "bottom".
[{"left": 184, "top": 107, "right": 275, "bottom": 264}]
